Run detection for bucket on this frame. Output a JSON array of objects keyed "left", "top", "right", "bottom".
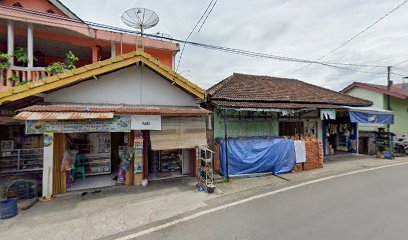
[
  {"left": 383, "top": 151, "right": 393, "bottom": 160},
  {"left": 0, "top": 198, "right": 17, "bottom": 219}
]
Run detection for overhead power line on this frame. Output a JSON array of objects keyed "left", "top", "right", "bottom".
[
  {"left": 176, "top": 0, "right": 215, "bottom": 72},
  {"left": 393, "top": 58, "right": 408, "bottom": 67},
  {"left": 392, "top": 66, "right": 408, "bottom": 74},
  {"left": 284, "top": 0, "right": 408, "bottom": 77},
  {"left": 197, "top": 0, "right": 218, "bottom": 32},
  {"left": 0, "top": 4, "right": 394, "bottom": 76}
]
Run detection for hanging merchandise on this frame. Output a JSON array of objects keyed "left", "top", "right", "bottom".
[
  {"left": 117, "top": 146, "right": 133, "bottom": 183},
  {"left": 60, "top": 150, "right": 78, "bottom": 188},
  {"left": 133, "top": 135, "right": 143, "bottom": 174}
]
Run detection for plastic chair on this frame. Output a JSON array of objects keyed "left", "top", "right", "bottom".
[{"left": 72, "top": 154, "right": 86, "bottom": 181}]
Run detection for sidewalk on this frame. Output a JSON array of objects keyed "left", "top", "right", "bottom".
[{"left": 1, "top": 155, "right": 407, "bottom": 240}]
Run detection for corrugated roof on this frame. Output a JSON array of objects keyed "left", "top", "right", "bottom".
[
  {"left": 19, "top": 103, "right": 211, "bottom": 116},
  {"left": 208, "top": 73, "right": 372, "bottom": 107},
  {"left": 340, "top": 82, "right": 408, "bottom": 100},
  {"left": 0, "top": 51, "right": 205, "bottom": 105},
  {"left": 14, "top": 111, "right": 114, "bottom": 120}
]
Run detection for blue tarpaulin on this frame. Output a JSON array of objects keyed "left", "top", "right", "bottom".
[
  {"left": 349, "top": 110, "right": 394, "bottom": 124},
  {"left": 216, "top": 137, "right": 296, "bottom": 176}
]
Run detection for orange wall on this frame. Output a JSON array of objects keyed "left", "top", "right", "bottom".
[
  {"left": 0, "top": 0, "right": 67, "bottom": 16},
  {"left": 117, "top": 44, "right": 173, "bottom": 68}
]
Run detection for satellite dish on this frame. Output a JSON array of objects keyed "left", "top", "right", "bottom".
[{"left": 121, "top": 8, "right": 159, "bottom": 36}]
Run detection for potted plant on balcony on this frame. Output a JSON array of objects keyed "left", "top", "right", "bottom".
[
  {"left": 14, "top": 47, "right": 28, "bottom": 66},
  {"left": 0, "top": 53, "right": 11, "bottom": 70},
  {"left": 0, "top": 53, "right": 11, "bottom": 83},
  {"left": 65, "top": 51, "right": 79, "bottom": 70},
  {"left": 46, "top": 51, "right": 79, "bottom": 75}
]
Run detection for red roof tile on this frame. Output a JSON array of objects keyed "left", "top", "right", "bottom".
[
  {"left": 340, "top": 82, "right": 408, "bottom": 99},
  {"left": 210, "top": 100, "right": 347, "bottom": 110},
  {"left": 208, "top": 73, "right": 372, "bottom": 108}
]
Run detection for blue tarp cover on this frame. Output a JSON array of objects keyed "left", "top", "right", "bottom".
[
  {"left": 349, "top": 110, "right": 394, "bottom": 124},
  {"left": 216, "top": 137, "right": 296, "bottom": 176}
]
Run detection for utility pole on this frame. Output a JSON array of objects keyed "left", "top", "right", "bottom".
[
  {"left": 387, "top": 66, "right": 394, "bottom": 159},
  {"left": 387, "top": 66, "right": 392, "bottom": 132}
]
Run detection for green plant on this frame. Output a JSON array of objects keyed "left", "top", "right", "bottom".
[
  {"left": 0, "top": 53, "right": 11, "bottom": 70},
  {"left": 65, "top": 51, "right": 79, "bottom": 70},
  {"left": 46, "top": 51, "right": 79, "bottom": 75},
  {"left": 8, "top": 75, "right": 20, "bottom": 82},
  {"left": 45, "top": 62, "right": 65, "bottom": 75},
  {"left": 17, "top": 80, "right": 30, "bottom": 86},
  {"left": 14, "top": 47, "right": 28, "bottom": 64}
]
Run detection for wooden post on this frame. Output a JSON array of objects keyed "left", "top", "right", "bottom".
[{"left": 125, "top": 131, "right": 135, "bottom": 186}]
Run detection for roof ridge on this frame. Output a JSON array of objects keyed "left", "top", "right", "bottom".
[
  {"left": 0, "top": 50, "right": 206, "bottom": 105},
  {"left": 207, "top": 73, "right": 372, "bottom": 107}
]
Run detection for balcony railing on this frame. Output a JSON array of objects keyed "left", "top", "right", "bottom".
[{"left": 0, "top": 66, "right": 49, "bottom": 92}]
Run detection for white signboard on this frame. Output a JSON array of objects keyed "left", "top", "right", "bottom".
[{"left": 131, "top": 115, "right": 161, "bottom": 130}]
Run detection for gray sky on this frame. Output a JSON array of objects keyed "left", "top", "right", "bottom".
[{"left": 61, "top": 0, "right": 408, "bottom": 90}]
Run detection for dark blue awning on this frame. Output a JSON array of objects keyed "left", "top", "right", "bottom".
[{"left": 348, "top": 107, "right": 394, "bottom": 124}]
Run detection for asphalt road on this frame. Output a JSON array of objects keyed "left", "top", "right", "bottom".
[{"left": 133, "top": 164, "right": 408, "bottom": 240}]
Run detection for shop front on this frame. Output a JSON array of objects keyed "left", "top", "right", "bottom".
[
  {"left": 321, "top": 110, "right": 358, "bottom": 156},
  {"left": 15, "top": 106, "right": 209, "bottom": 196},
  {"left": 321, "top": 107, "right": 394, "bottom": 157}
]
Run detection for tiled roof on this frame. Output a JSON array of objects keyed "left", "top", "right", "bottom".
[
  {"left": 0, "top": 51, "right": 205, "bottom": 105},
  {"left": 19, "top": 103, "right": 211, "bottom": 116},
  {"left": 207, "top": 73, "right": 372, "bottom": 108},
  {"left": 210, "top": 100, "right": 347, "bottom": 110},
  {"left": 340, "top": 82, "right": 408, "bottom": 100}
]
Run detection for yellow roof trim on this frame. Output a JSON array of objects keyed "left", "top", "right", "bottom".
[{"left": 0, "top": 51, "right": 205, "bottom": 105}]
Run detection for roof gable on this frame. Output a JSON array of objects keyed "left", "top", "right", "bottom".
[
  {"left": 341, "top": 82, "right": 408, "bottom": 100},
  {"left": 0, "top": 51, "right": 205, "bottom": 105},
  {"left": 208, "top": 73, "right": 372, "bottom": 107}
]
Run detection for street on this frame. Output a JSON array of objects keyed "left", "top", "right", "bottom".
[{"left": 129, "top": 164, "right": 408, "bottom": 240}]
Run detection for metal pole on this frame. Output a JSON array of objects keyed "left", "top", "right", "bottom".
[
  {"left": 223, "top": 109, "right": 229, "bottom": 182},
  {"left": 387, "top": 66, "right": 392, "bottom": 132},
  {"left": 387, "top": 66, "right": 394, "bottom": 158}
]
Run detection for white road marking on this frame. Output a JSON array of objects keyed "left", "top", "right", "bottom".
[{"left": 115, "top": 162, "right": 408, "bottom": 240}]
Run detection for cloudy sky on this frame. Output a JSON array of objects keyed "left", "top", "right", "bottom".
[{"left": 61, "top": 0, "right": 408, "bottom": 90}]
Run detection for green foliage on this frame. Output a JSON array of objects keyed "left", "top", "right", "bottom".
[
  {"left": 8, "top": 75, "right": 20, "bottom": 82},
  {"left": 45, "top": 62, "right": 65, "bottom": 75},
  {"left": 46, "top": 51, "right": 79, "bottom": 75},
  {"left": 0, "top": 53, "right": 11, "bottom": 69},
  {"left": 14, "top": 47, "right": 28, "bottom": 64},
  {"left": 65, "top": 51, "right": 79, "bottom": 70},
  {"left": 17, "top": 80, "right": 30, "bottom": 86}
]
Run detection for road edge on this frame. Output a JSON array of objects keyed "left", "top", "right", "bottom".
[{"left": 113, "top": 161, "right": 408, "bottom": 240}]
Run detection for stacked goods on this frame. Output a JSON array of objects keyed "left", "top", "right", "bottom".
[
  {"left": 304, "top": 138, "right": 324, "bottom": 170},
  {"left": 285, "top": 134, "right": 324, "bottom": 171}
]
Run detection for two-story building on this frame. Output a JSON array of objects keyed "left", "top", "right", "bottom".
[
  {"left": 0, "top": 0, "right": 212, "bottom": 198},
  {"left": 341, "top": 82, "right": 408, "bottom": 154}
]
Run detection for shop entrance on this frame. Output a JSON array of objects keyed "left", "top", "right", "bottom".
[
  {"left": 64, "top": 132, "right": 124, "bottom": 191},
  {"left": 148, "top": 148, "right": 192, "bottom": 181},
  {"left": 323, "top": 117, "right": 357, "bottom": 156}
]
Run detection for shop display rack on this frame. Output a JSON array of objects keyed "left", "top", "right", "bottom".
[
  {"left": 160, "top": 150, "right": 181, "bottom": 173},
  {"left": 0, "top": 148, "right": 43, "bottom": 173}
]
